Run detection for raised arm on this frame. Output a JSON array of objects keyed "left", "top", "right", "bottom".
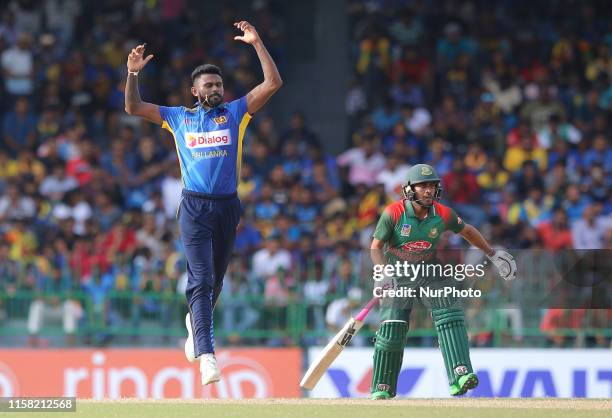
[
  {"left": 124, "top": 43, "right": 162, "bottom": 125},
  {"left": 234, "top": 21, "right": 283, "bottom": 114}
]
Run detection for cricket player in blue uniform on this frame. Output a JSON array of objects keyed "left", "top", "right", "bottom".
[{"left": 125, "top": 20, "right": 282, "bottom": 385}]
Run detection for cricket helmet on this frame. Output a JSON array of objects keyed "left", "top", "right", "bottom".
[{"left": 402, "top": 164, "right": 442, "bottom": 204}]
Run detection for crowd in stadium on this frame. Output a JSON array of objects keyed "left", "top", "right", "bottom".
[{"left": 0, "top": 0, "right": 610, "bottom": 347}]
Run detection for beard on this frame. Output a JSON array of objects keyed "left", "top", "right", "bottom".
[
  {"left": 200, "top": 93, "right": 223, "bottom": 107},
  {"left": 414, "top": 196, "right": 434, "bottom": 207}
]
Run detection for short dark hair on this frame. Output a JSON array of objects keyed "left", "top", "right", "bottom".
[{"left": 191, "top": 64, "right": 222, "bottom": 83}]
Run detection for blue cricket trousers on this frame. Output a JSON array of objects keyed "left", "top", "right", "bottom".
[{"left": 178, "top": 189, "right": 241, "bottom": 356}]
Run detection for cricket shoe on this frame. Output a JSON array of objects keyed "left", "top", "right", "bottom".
[
  {"left": 450, "top": 373, "right": 479, "bottom": 396},
  {"left": 200, "top": 353, "right": 221, "bottom": 385},
  {"left": 184, "top": 313, "right": 196, "bottom": 363},
  {"left": 371, "top": 390, "right": 392, "bottom": 400}
]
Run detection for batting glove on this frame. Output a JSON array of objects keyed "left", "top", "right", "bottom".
[{"left": 487, "top": 249, "right": 517, "bottom": 281}]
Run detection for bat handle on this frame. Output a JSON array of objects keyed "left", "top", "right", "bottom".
[{"left": 355, "top": 297, "right": 379, "bottom": 322}]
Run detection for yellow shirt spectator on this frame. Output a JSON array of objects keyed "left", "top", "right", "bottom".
[
  {"left": 477, "top": 170, "right": 509, "bottom": 190},
  {"left": 503, "top": 146, "right": 547, "bottom": 172}
]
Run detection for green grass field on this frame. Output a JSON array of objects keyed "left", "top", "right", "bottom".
[{"left": 6, "top": 399, "right": 611, "bottom": 418}]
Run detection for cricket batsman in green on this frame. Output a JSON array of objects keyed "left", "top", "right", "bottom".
[{"left": 369, "top": 164, "right": 517, "bottom": 399}]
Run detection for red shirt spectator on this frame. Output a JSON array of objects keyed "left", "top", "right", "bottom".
[
  {"left": 100, "top": 222, "right": 137, "bottom": 265},
  {"left": 392, "top": 46, "right": 430, "bottom": 84},
  {"left": 537, "top": 209, "right": 573, "bottom": 251},
  {"left": 506, "top": 119, "right": 539, "bottom": 148},
  {"left": 442, "top": 160, "right": 480, "bottom": 204},
  {"left": 540, "top": 309, "right": 585, "bottom": 335}
]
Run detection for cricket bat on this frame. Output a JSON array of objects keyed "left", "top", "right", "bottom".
[{"left": 300, "top": 297, "right": 379, "bottom": 390}]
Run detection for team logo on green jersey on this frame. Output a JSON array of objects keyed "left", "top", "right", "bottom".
[
  {"left": 428, "top": 227, "right": 438, "bottom": 238},
  {"left": 400, "top": 224, "right": 412, "bottom": 236}
]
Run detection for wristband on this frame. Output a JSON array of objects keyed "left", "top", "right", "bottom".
[{"left": 128, "top": 70, "right": 139, "bottom": 76}]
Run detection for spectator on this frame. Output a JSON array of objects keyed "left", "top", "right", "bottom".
[
  {"left": 477, "top": 159, "right": 509, "bottom": 205},
  {"left": 234, "top": 217, "right": 263, "bottom": 256},
  {"left": 432, "top": 95, "right": 469, "bottom": 145},
  {"left": 537, "top": 208, "right": 573, "bottom": 251},
  {"left": 337, "top": 134, "right": 386, "bottom": 187},
  {"left": 254, "top": 116, "right": 281, "bottom": 153},
  {"left": 0, "top": 241, "right": 19, "bottom": 294},
  {"left": 507, "top": 186, "right": 554, "bottom": 227},
  {"left": 136, "top": 212, "right": 164, "bottom": 260},
  {"left": 303, "top": 270, "right": 329, "bottom": 332},
  {"left": 371, "top": 97, "right": 401, "bottom": 134},
  {"left": 483, "top": 73, "right": 522, "bottom": 114},
  {"left": 536, "top": 113, "right": 582, "bottom": 150},
  {"left": 572, "top": 204, "right": 612, "bottom": 249},
  {"left": 27, "top": 267, "right": 83, "bottom": 347},
  {"left": 582, "top": 134, "right": 612, "bottom": 174},
  {"left": 392, "top": 46, "right": 430, "bottom": 85},
  {"left": 346, "top": 76, "right": 367, "bottom": 133},
  {"left": 464, "top": 142, "right": 488, "bottom": 174},
  {"left": 356, "top": 25, "right": 391, "bottom": 98},
  {"left": 325, "top": 287, "right": 377, "bottom": 346},
  {"left": 376, "top": 153, "right": 410, "bottom": 200},
  {"left": 401, "top": 103, "right": 431, "bottom": 138},
  {"left": 388, "top": 9, "right": 423, "bottom": 47},
  {"left": 253, "top": 182, "right": 281, "bottom": 222},
  {"left": 540, "top": 309, "right": 585, "bottom": 348},
  {"left": 1, "top": 32, "right": 34, "bottom": 97},
  {"left": 503, "top": 133, "right": 548, "bottom": 173},
  {"left": 436, "top": 22, "right": 476, "bottom": 67},
  {"left": 423, "top": 137, "right": 453, "bottom": 177},
  {"left": 221, "top": 263, "right": 260, "bottom": 343},
  {"left": 520, "top": 84, "right": 566, "bottom": 132},
  {"left": 513, "top": 160, "right": 546, "bottom": 200},
  {"left": 39, "top": 163, "right": 78, "bottom": 200},
  {"left": 252, "top": 235, "right": 291, "bottom": 280},
  {"left": 0, "top": 182, "right": 36, "bottom": 223},
  {"left": 562, "top": 184, "right": 591, "bottom": 224},
  {"left": 442, "top": 159, "right": 486, "bottom": 226},
  {"left": 160, "top": 163, "right": 182, "bottom": 219},
  {"left": 81, "top": 262, "right": 115, "bottom": 345},
  {"left": 280, "top": 111, "right": 318, "bottom": 152},
  {"left": 2, "top": 97, "right": 37, "bottom": 156}
]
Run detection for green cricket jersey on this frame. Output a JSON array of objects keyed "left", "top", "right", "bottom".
[{"left": 373, "top": 200, "right": 465, "bottom": 262}]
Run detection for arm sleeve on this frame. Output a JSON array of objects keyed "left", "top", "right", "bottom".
[
  {"left": 372, "top": 210, "right": 395, "bottom": 241},
  {"left": 447, "top": 208, "right": 466, "bottom": 234},
  {"left": 159, "top": 106, "right": 184, "bottom": 133}
]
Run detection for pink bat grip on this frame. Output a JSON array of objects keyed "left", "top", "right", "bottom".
[{"left": 355, "top": 297, "right": 379, "bottom": 322}]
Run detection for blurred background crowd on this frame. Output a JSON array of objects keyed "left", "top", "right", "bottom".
[{"left": 0, "top": 0, "right": 610, "bottom": 349}]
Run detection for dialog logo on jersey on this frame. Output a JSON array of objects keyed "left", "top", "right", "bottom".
[{"left": 186, "top": 129, "right": 231, "bottom": 149}]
